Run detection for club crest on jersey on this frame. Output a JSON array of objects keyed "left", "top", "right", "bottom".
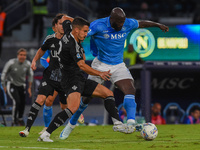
[
  {"left": 103, "top": 34, "right": 110, "bottom": 39},
  {"left": 76, "top": 53, "right": 81, "bottom": 59}
]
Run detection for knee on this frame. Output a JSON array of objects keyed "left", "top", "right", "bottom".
[
  {"left": 68, "top": 105, "right": 79, "bottom": 114},
  {"left": 82, "top": 96, "right": 92, "bottom": 104},
  {"left": 104, "top": 90, "right": 114, "bottom": 99},
  {"left": 124, "top": 86, "right": 136, "bottom": 95},
  {"left": 45, "top": 98, "right": 54, "bottom": 107},
  {"left": 35, "top": 95, "right": 46, "bottom": 105}
]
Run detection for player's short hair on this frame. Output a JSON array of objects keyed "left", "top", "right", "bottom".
[
  {"left": 72, "top": 17, "right": 90, "bottom": 29},
  {"left": 17, "top": 48, "right": 27, "bottom": 55},
  {"left": 189, "top": 105, "right": 200, "bottom": 114},
  {"left": 52, "top": 13, "right": 67, "bottom": 27}
]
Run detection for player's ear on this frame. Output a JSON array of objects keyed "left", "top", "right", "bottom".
[{"left": 75, "top": 27, "right": 79, "bottom": 33}]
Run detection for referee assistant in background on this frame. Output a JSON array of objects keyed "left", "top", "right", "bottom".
[{"left": 1, "top": 48, "right": 33, "bottom": 126}]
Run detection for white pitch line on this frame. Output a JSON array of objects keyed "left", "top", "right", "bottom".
[
  {"left": 0, "top": 146, "right": 97, "bottom": 150},
  {"left": 61, "top": 139, "right": 200, "bottom": 143}
]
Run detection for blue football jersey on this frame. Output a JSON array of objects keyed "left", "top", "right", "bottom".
[
  {"left": 40, "top": 50, "right": 50, "bottom": 68},
  {"left": 87, "top": 16, "right": 139, "bottom": 65}
]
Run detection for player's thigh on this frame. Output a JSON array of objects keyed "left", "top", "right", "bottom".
[
  {"left": 82, "top": 79, "right": 98, "bottom": 97},
  {"left": 45, "top": 90, "right": 58, "bottom": 106},
  {"left": 35, "top": 94, "right": 47, "bottom": 105},
  {"left": 115, "top": 79, "right": 135, "bottom": 95},
  {"left": 88, "top": 58, "right": 107, "bottom": 84},
  {"left": 88, "top": 75, "right": 104, "bottom": 84},
  {"left": 92, "top": 84, "right": 113, "bottom": 99},
  {"left": 111, "top": 62, "right": 133, "bottom": 84},
  {"left": 67, "top": 92, "right": 81, "bottom": 113}
]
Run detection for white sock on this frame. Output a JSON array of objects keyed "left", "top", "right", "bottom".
[
  {"left": 68, "top": 121, "right": 76, "bottom": 129},
  {"left": 41, "top": 131, "right": 50, "bottom": 138},
  {"left": 127, "top": 119, "right": 136, "bottom": 125}
]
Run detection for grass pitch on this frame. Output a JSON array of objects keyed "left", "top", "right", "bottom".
[{"left": 0, "top": 125, "right": 200, "bottom": 150}]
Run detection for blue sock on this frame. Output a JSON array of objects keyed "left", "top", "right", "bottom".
[
  {"left": 70, "top": 98, "right": 88, "bottom": 125},
  {"left": 43, "top": 104, "right": 53, "bottom": 127},
  {"left": 123, "top": 95, "right": 137, "bottom": 120}
]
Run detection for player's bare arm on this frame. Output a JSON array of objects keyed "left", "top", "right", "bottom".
[
  {"left": 77, "top": 59, "right": 111, "bottom": 81},
  {"left": 31, "top": 48, "right": 45, "bottom": 71},
  {"left": 61, "top": 15, "right": 74, "bottom": 23},
  {"left": 138, "top": 20, "right": 169, "bottom": 32},
  {"left": 28, "top": 82, "right": 32, "bottom": 97},
  {"left": 83, "top": 53, "right": 86, "bottom": 61}
]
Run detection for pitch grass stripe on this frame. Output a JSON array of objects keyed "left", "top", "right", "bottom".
[{"left": 0, "top": 146, "right": 97, "bottom": 150}]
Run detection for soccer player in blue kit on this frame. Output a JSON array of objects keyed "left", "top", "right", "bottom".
[{"left": 60, "top": 7, "right": 169, "bottom": 139}]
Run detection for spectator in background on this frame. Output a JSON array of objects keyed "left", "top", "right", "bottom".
[
  {"left": 193, "top": 4, "right": 200, "bottom": 24},
  {"left": 1, "top": 48, "right": 33, "bottom": 126},
  {"left": 136, "top": 2, "right": 152, "bottom": 20},
  {"left": 151, "top": 103, "right": 166, "bottom": 125},
  {"left": 123, "top": 44, "right": 144, "bottom": 67},
  {"left": 183, "top": 106, "right": 200, "bottom": 124},
  {"left": 0, "top": 5, "right": 6, "bottom": 57},
  {"left": 31, "top": 0, "right": 48, "bottom": 44}
]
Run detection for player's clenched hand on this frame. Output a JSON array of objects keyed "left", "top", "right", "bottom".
[
  {"left": 99, "top": 70, "right": 112, "bottom": 81},
  {"left": 159, "top": 24, "right": 169, "bottom": 32},
  {"left": 31, "top": 61, "right": 37, "bottom": 71}
]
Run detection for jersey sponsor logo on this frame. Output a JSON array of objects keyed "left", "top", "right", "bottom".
[
  {"left": 50, "top": 44, "right": 55, "bottom": 48},
  {"left": 51, "top": 50, "right": 59, "bottom": 58},
  {"left": 14, "top": 68, "right": 18, "bottom": 71},
  {"left": 72, "top": 85, "right": 77, "bottom": 90},
  {"left": 42, "top": 81, "right": 47, "bottom": 86},
  {"left": 110, "top": 33, "right": 126, "bottom": 39},
  {"left": 103, "top": 30, "right": 108, "bottom": 33},
  {"left": 130, "top": 29, "right": 155, "bottom": 58}
]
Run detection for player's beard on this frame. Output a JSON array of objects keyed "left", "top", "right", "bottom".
[{"left": 111, "top": 22, "right": 122, "bottom": 31}]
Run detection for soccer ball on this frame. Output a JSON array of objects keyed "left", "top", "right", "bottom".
[{"left": 140, "top": 123, "right": 158, "bottom": 140}]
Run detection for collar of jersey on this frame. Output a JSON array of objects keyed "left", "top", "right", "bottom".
[{"left": 107, "top": 16, "right": 111, "bottom": 27}]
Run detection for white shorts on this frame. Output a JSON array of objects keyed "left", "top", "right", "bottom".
[{"left": 88, "top": 57, "right": 133, "bottom": 84}]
